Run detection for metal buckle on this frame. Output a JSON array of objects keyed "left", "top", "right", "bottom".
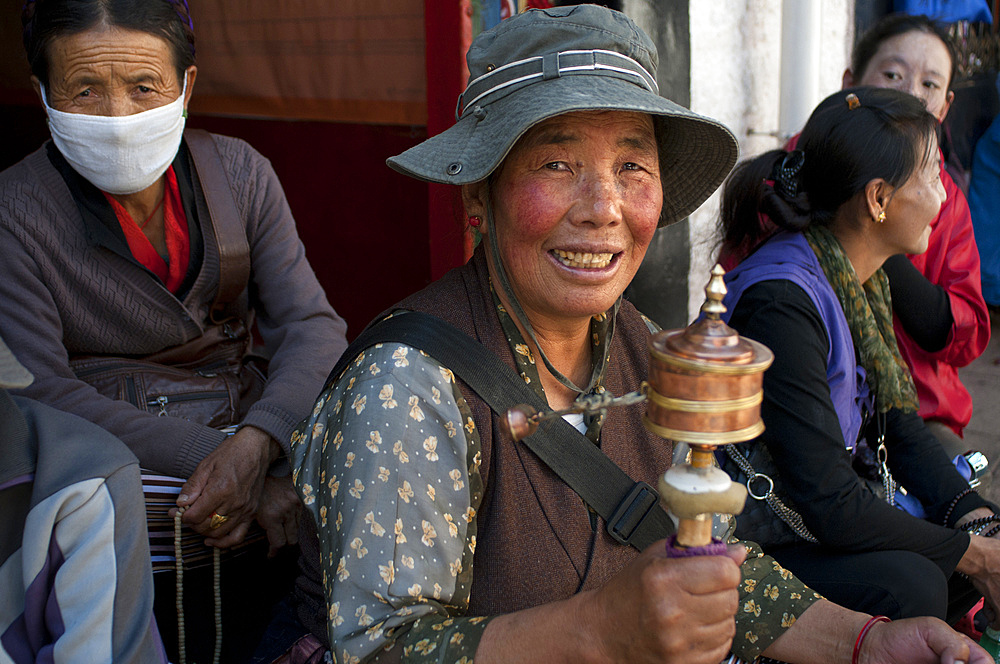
[
  {"left": 746, "top": 473, "right": 774, "bottom": 500},
  {"left": 964, "top": 451, "right": 989, "bottom": 489},
  {"left": 607, "top": 482, "right": 659, "bottom": 545}
]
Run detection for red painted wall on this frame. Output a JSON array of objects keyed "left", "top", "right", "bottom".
[
  {"left": 188, "top": 116, "right": 436, "bottom": 338},
  {"left": 424, "top": 1, "right": 472, "bottom": 278}
]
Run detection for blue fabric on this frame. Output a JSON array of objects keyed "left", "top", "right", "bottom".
[
  {"left": 722, "top": 232, "right": 865, "bottom": 450},
  {"left": 893, "top": 455, "right": 974, "bottom": 519},
  {"left": 969, "top": 111, "right": 1000, "bottom": 306},
  {"left": 476, "top": 0, "right": 509, "bottom": 31},
  {"left": 894, "top": 0, "right": 992, "bottom": 22}
]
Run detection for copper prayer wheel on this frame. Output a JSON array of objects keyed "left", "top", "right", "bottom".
[
  {"left": 648, "top": 265, "right": 774, "bottom": 548},
  {"left": 645, "top": 265, "right": 773, "bottom": 445}
]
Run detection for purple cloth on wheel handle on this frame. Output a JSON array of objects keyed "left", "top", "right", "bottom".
[{"left": 664, "top": 534, "right": 728, "bottom": 557}]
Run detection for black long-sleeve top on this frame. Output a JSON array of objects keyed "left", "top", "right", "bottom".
[
  {"left": 727, "top": 279, "right": 987, "bottom": 575},
  {"left": 883, "top": 254, "right": 953, "bottom": 353}
]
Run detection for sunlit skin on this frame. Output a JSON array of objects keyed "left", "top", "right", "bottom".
[
  {"left": 32, "top": 25, "right": 197, "bottom": 255},
  {"left": 832, "top": 133, "right": 946, "bottom": 286},
  {"left": 842, "top": 30, "right": 954, "bottom": 123},
  {"left": 462, "top": 111, "right": 662, "bottom": 408},
  {"left": 878, "top": 134, "right": 947, "bottom": 257},
  {"left": 31, "top": 25, "right": 299, "bottom": 551}
]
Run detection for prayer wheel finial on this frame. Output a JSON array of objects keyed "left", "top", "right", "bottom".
[{"left": 700, "top": 264, "right": 728, "bottom": 320}]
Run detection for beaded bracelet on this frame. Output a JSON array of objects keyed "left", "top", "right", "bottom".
[
  {"left": 944, "top": 488, "right": 976, "bottom": 527},
  {"left": 960, "top": 515, "right": 1000, "bottom": 532},
  {"left": 957, "top": 513, "right": 1000, "bottom": 536},
  {"left": 853, "top": 615, "right": 891, "bottom": 664}
]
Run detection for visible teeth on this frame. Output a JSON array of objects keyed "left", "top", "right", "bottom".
[{"left": 553, "top": 249, "right": 613, "bottom": 268}]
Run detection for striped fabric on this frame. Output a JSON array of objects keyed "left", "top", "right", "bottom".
[{"left": 142, "top": 472, "right": 266, "bottom": 573}]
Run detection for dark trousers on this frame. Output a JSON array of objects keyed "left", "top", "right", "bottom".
[{"left": 768, "top": 544, "right": 980, "bottom": 624}]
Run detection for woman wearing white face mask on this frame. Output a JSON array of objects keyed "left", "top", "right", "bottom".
[{"left": 1, "top": 1, "right": 348, "bottom": 660}]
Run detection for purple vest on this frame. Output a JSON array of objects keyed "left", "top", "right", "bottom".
[{"left": 721, "top": 232, "right": 865, "bottom": 450}]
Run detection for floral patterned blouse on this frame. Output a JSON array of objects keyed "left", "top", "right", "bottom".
[{"left": 291, "top": 301, "right": 822, "bottom": 664}]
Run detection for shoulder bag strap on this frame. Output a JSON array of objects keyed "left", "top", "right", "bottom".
[
  {"left": 183, "top": 129, "right": 251, "bottom": 323},
  {"left": 325, "top": 311, "right": 675, "bottom": 550}
]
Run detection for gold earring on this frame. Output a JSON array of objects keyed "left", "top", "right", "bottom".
[{"left": 876, "top": 210, "right": 886, "bottom": 223}]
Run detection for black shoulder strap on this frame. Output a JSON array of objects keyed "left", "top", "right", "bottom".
[
  {"left": 183, "top": 129, "right": 251, "bottom": 323},
  {"left": 326, "top": 311, "right": 675, "bottom": 550}
]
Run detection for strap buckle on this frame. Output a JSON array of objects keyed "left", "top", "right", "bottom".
[{"left": 607, "top": 481, "right": 659, "bottom": 545}]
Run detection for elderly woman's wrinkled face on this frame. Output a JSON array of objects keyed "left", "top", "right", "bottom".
[
  {"left": 40, "top": 25, "right": 190, "bottom": 116},
  {"left": 483, "top": 110, "right": 661, "bottom": 324}
]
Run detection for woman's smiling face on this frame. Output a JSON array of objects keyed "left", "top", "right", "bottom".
[{"left": 475, "top": 110, "right": 662, "bottom": 326}]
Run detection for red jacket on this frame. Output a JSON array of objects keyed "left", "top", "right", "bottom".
[
  {"left": 720, "top": 135, "right": 990, "bottom": 435},
  {"left": 895, "top": 164, "right": 990, "bottom": 435}
]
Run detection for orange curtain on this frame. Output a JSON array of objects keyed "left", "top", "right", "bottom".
[
  {"left": 190, "top": 1, "right": 426, "bottom": 124},
  {"left": 0, "top": 1, "right": 427, "bottom": 125}
]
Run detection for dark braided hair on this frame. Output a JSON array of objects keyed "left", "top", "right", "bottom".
[
  {"left": 22, "top": 0, "right": 195, "bottom": 87},
  {"left": 719, "top": 87, "right": 938, "bottom": 257}
]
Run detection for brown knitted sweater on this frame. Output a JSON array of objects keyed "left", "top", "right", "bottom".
[{"left": 0, "top": 134, "right": 347, "bottom": 477}]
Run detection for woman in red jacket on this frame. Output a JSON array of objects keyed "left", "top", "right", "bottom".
[{"left": 842, "top": 13, "right": 991, "bottom": 457}]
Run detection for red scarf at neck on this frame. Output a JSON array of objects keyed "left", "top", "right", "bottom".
[{"left": 103, "top": 166, "right": 190, "bottom": 293}]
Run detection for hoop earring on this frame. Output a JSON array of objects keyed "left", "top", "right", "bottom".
[{"left": 468, "top": 215, "right": 482, "bottom": 228}]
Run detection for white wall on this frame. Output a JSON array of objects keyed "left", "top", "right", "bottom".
[{"left": 686, "top": 0, "right": 854, "bottom": 319}]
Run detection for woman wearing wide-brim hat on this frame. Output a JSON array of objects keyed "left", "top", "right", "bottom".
[{"left": 291, "top": 6, "right": 988, "bottom": 663}]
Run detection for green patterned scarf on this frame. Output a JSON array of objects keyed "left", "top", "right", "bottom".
[{"left": 804, "top": 224, "right": 919, "bottom": 413}]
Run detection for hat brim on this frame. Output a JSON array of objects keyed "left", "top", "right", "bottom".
[{"left": 388, "top": 75, "right": 738, "bottom": 226}]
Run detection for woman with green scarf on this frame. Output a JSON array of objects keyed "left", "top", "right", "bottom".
[{"left": 718, "top": 86, "right": 1000, "bottom": 627}]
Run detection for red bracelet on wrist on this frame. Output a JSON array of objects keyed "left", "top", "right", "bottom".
[{"left": 852, "top": 615, "right": 891, "bottom": 664}]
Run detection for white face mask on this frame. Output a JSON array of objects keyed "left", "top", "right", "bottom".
[{"left": 41, "top": 75, "right": 187, "bottom": 195}]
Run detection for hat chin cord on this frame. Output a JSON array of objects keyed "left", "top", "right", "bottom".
[{"left": 482, "top": 187, "right": 619, "bottom": 397}]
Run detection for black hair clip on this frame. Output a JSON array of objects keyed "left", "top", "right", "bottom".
[{"left": 770, "top": 150, "right": 805, "bottom": 199}]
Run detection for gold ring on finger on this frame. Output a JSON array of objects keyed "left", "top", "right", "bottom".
[{"left": 210, "top": 512, "right": 229, "bottom": 529}]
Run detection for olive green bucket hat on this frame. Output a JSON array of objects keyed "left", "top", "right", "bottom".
[{"left": 387, "top": 4, "right": 738, "bottom": 226}]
